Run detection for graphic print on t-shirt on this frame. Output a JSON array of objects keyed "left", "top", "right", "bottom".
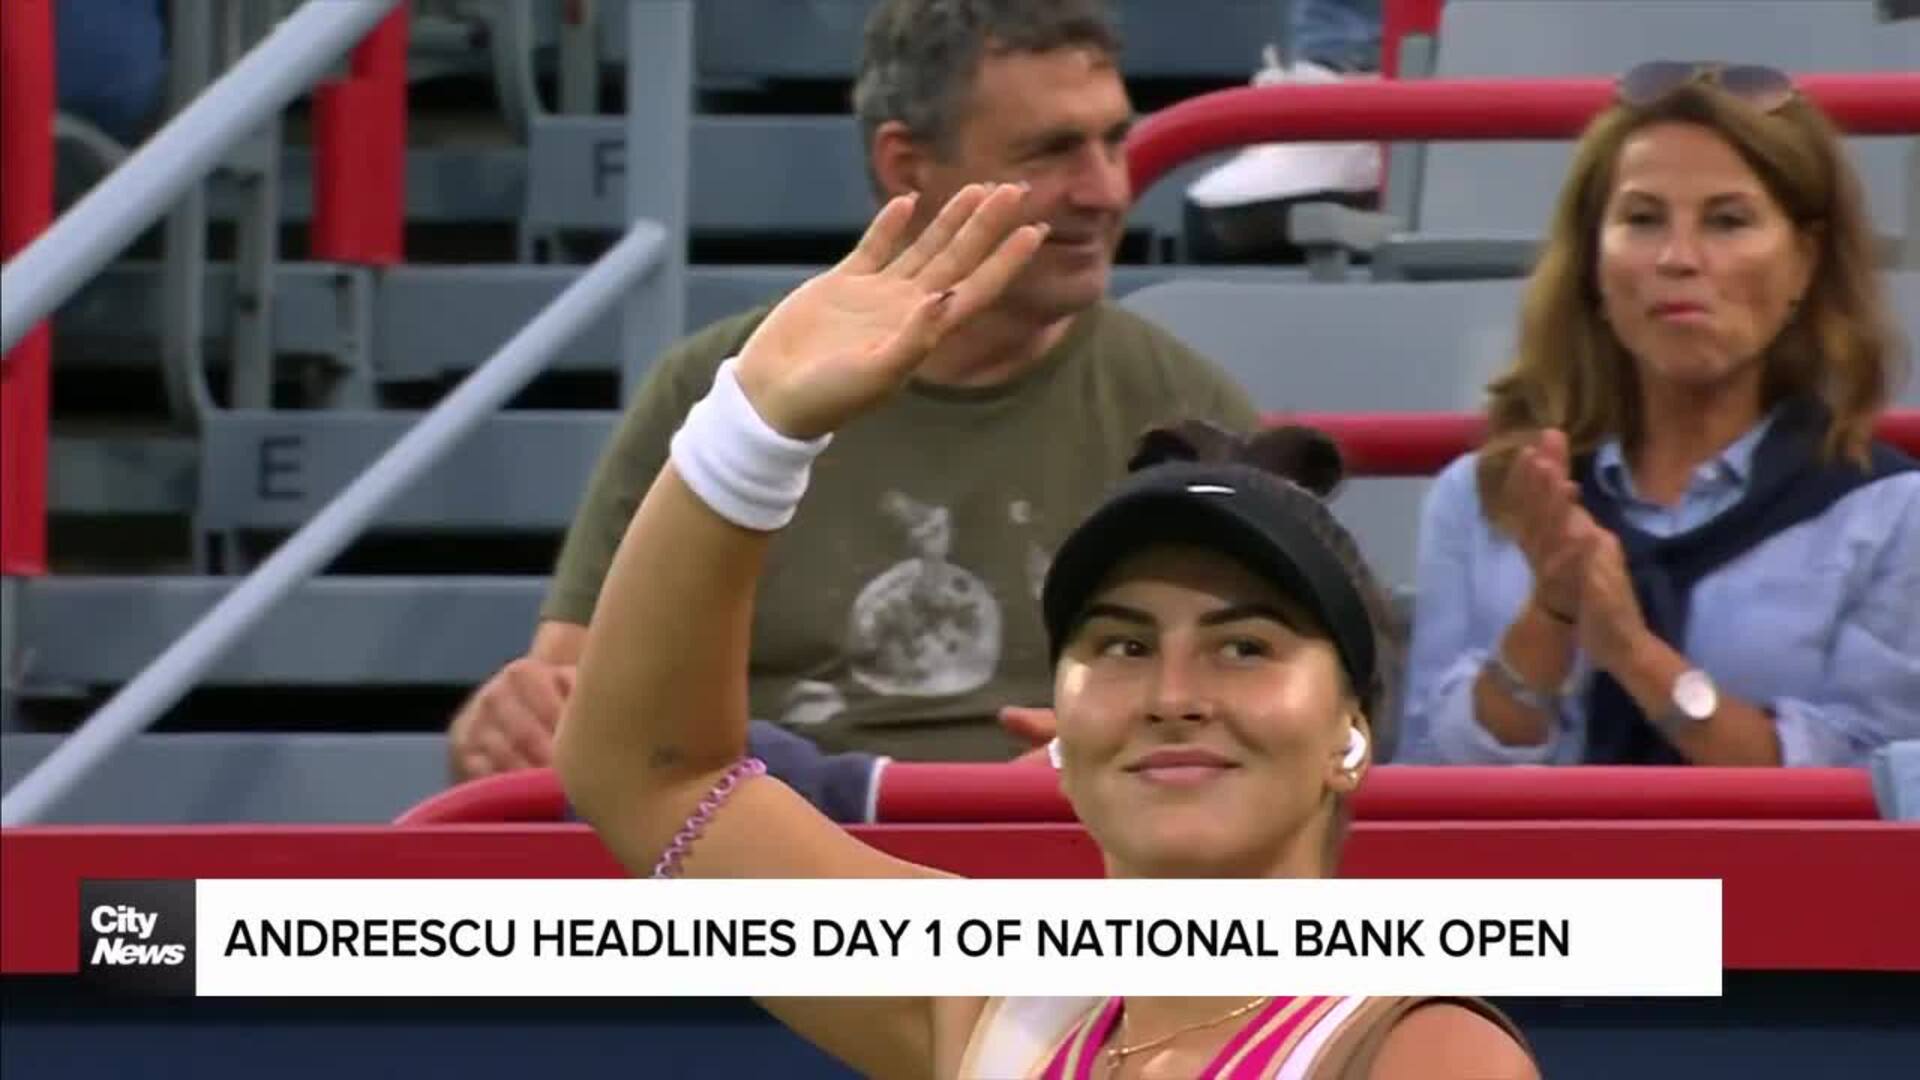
[
  {"left": 845, "top": 491, "right": 1003, "bottom": 699},
  {"left": 1010, "top": 499, "right": 1053, "bottom": 601}
]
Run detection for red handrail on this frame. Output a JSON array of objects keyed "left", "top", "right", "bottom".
[
  {"left": 394, "top": 768, "right": 570, "bottom": 826},
  {"left": 390, "top": 763, "right": 1883, "bottom": 826},
  {"left": 1263, "top": 411, "right": 1920, "bottom": 477},
  {"left": 874, "top": 763, "right": 1881, "bottom": 823},
  {"left": 311, "top": 6, "right": 408, "bottom": 264},
  {"left": 0, "top": 0, "right": 54, "bottom": 577},
  {"left": 1128, "top": 72, "right": 1920, "bottom": 196}
]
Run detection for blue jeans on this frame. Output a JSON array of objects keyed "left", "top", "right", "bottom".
[
  {"left": 1290, "top": 0, "right": 1382, "bottom": 73},
  {"left": 56, "top": 0, "right": 168, "bottom": 144}
]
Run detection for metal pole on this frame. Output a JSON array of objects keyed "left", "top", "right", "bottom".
[
  {"left": 0, "top": 0, "right": 402, "bottom": 355},
  {"left": 0, "top": 222, "right": 667, "bottom": 826},
  {"left": 621, "top": 0, "right": 690, "bottom": 399},
  {"left": 1904, "top": 138, "right": 1919, "bottom": 270},
  {"left": 159, "top": 0, "right": 216, "bottom": 425},
  {"left": 0, "top": 577, "right": 20, "bottom": 733}
]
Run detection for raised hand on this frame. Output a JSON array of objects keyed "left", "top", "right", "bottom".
[
  {"left": 733, "top": 183, "right": 1046, "bottom": 439},
  {"left": 1501, "top": 429, "right": 1596, "bottom": 622}
]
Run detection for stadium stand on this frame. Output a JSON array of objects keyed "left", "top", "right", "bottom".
[
  {"left": 1375, "top": 0, "right": 1917, "bottom": 278},
  {"left": 1276, "top": 0, "right": 1919, "bottom": 278},
  {"left": 9, "top": 0, "right": 1302, "bottom": 817},
  {"left": 4, "top": 5, "right": 1919, "bottom": 1078},
  {"left": 3, "top": 0, "right": 1918, "bottom": 819}
]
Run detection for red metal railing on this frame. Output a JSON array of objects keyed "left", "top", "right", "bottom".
[
  {"left": 1128, "top": 72, "right": 1920, "bottom": 196},
  {"left": 1, "top": 0, "right": 54, "bottom": 576},
  {"left": 310, "top": 5, "right": 409, "bottom": 264},
  {"left": 873, "top": 763, "right": 1882, "bottom": 824},
  {"left": 391, "top": 763, "right": 1883, "bottom": 827},
  {"left": 1267, "top": 411, "right": 1920, "bottom": 477}
]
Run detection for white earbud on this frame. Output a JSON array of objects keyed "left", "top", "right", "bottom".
[
  {"left": 1341, "top": 728, "right": 1368, "bottom": 772},
  {"left": 1047, "top": 737, "right": 1063, "bottom": 770}
]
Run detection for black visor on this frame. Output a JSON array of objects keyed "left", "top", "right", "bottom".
[{"left": 1041, "top": 461, "right": 1376, "bottom": 699}]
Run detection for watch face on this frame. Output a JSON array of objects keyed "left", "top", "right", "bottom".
[{"left": 1673, "top": 670, "right": 1719, "bottom": 721}]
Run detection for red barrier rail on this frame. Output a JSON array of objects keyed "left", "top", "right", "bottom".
[
  {"left": 395, "top": 768, "right": 570, "bottom": 826},
  {"left": 0, "top": 0, "right": 54, "bottom": 576},
  {"left": 1128, "top": 72, "right": 1920, "bottom": 196},
  {"left": 5, "top": 822, "right": 1917, "bottom": 973},
  {"left": 390, "top": 764, "right": 1882, "bottom": 827},
  {"left": 876, "top": 763, "right": 1883, "bottom": 823},
  {"left": 1266, "top": 411, "right": 1920, "bottom": 477}
]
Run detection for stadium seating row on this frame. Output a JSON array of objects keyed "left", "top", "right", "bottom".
[{"left": 4, "top": 0, "right": 1916, "bottom": 827}]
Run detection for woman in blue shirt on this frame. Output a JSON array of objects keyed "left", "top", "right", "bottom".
[{"left": 1402, "top": 61, "right": 1917, "bottom": 767}]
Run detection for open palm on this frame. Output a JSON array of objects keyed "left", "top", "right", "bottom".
[{"left": 734, "top": 183, "right": 1046, "bottom": 440}]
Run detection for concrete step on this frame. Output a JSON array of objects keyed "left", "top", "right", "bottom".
[
  {"left": 15, "top": 575, "right": 544, "bottom": 690},
  {"left": 0, "top": 732, "right": 448, "bottom": 824},
  {"left": 55, "top": 262, "right": 1309, "bottom": 379}
]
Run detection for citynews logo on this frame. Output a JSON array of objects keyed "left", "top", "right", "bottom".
[
  {"left": 90, "top": 905, "right": 185, "bottom": 966},
  {"left": 79, "top": 880, "right": 196, "bottom": 995}
]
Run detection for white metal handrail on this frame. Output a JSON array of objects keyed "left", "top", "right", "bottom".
[
  {"left": 0, "top": 0, "right": 691, "bottom": 825},
  {"left": 0, "top": 0, "right": 401, "bottom": 356},
  {"left": 1, "top": 220, "right": 668, "bottom": 826}
]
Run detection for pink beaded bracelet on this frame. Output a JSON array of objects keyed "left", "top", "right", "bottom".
[{"left": 649, "top": 757, "right": 768, "bottom": 879}]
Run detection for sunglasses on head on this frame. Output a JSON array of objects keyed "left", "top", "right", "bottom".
[{"left": 1616, "top": 60, "right": 1797, "bottom": 112}]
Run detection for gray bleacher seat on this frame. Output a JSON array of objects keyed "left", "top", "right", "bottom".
[
  {"left": 1121, "top": 277, "right": 1525, "bottom": 589},
  {"left": 1896, "top": 268, "right": 1920, "bottom": 406},
  {"left": 1383, "top": 0, "right": 1916, "bottom": 278},
  {"left": 53, "top": 263, "right": 1307, "bottom": 392},
  {"left": 1121, "top": 269, "right": 1920, "bottom": 587},
  {"left": 0, "top": 732, "right": 453, "bottom": 823},
  {"left": 189, "top": 3, "right": 1270, "bottom": 240},
  {"left": 651, "top": 0, "right": 1283, "bottom": 84},
  {"left": 41, "top": 271, "right": 1915, "bottom": 686},
  {"left": 530, "top": 1, "right": 1276, "bottom": 248}
]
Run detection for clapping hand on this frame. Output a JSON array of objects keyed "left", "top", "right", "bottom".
[
  {"left": 1574, "top": 528, "right": 1652, "bottom": 675},
  {"left": 1502, "top": 429, "right": 1599, "bottom": 623}
]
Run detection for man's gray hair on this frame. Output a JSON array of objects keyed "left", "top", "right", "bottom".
[{"left": 852, "top": 0, "right": 1122, "bottom": 160}]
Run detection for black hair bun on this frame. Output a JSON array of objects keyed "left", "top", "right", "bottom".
[
  {"left": 1243, "top": 424, "right": 1346, "bottom": 498},
  {"left": 1127, "top": 419, "right": 1241, "bottom": 470},
  {"left": 1129, "top": 420, "right": 1346, "bottom": 499}
]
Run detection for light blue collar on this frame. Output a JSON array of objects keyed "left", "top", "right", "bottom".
[{"left": 1593, "top": 408, "right": 1778, "bottom": 504}]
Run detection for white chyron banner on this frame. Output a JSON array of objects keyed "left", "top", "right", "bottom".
[{"left": 194, "top": 878, "right": 1722, "bottom": 998}]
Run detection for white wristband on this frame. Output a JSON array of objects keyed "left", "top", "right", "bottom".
[{"left": 669, "top": 357, "right": 832, "bottom": 531}]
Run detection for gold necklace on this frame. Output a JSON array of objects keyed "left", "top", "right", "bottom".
[{"left": 1104, "top": 996, "right": 1272, "bottom": 1075}]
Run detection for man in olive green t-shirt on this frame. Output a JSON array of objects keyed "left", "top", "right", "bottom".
[{"left": 447, "top": 0, "right": 1257, "bottom": 785}]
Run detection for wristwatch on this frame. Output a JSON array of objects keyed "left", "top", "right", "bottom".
[{"left": 1657, "top": 669, "right": 1720, "bottom": 729}]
